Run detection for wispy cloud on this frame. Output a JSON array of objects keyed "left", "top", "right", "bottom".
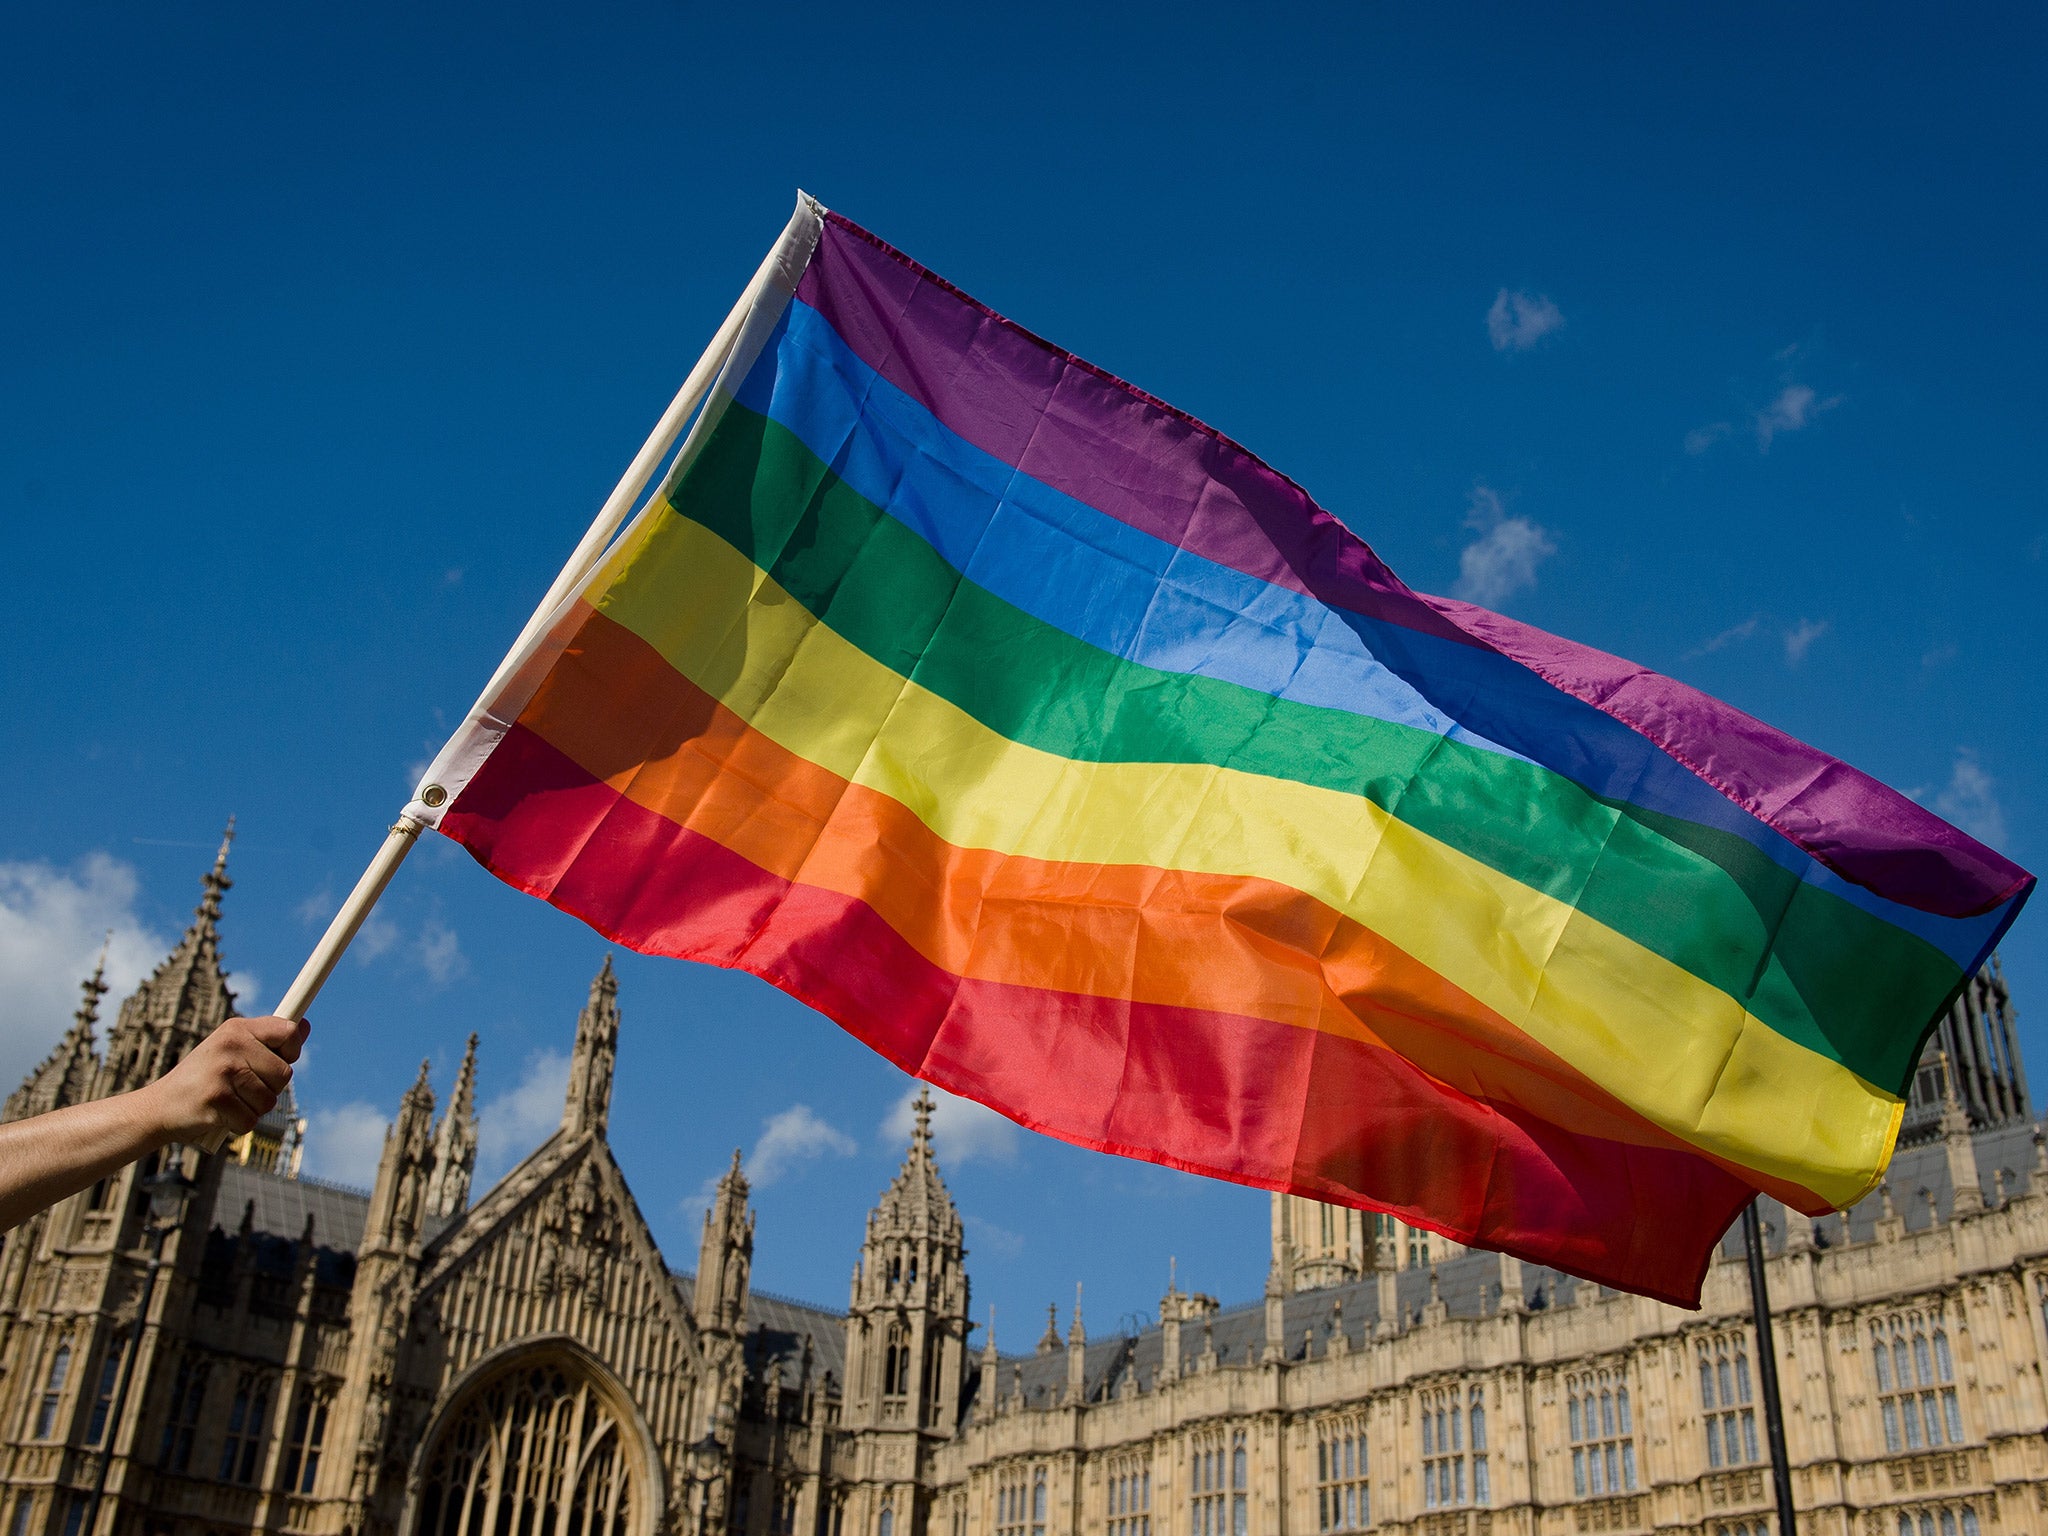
[
  {"left": 301, "top": 1101, "right": 388, "bottom": 1187},
  {"left": 226, "top": 970, "right": 264, "bottom": 1012},
  {"left": 679, "top": 1174, "right": 721, "bottom": 1227},
  {"left": 319, "top": 900, "right": 466, "bottom": 986},
  {"left": 882, "top": 1083, "right": 1020, "bottom": 1167},
  {"left": 1782, "top": 618, "right": 1830, "bottom": 666},
  {"left": 1755, "top": 384, "right": 1840, "bottom": 450},
  {"left": 1452, "top": 486, "right": 1555, "bottom": 609},
  {"left": 414, "top": 918, "right": 467, "bottom": 985},
  {"left": 477, "top": 1048, "right": 570, "bottom": 1183},
  {"left": 1687, "top": 350, "right": 1843, "bottom": 456},
  {"left": 965, "top": 1214, "right": 1025, "bottom": 1261},
  {"left": 1486, "top": 289, "right": 1564, "bottom": 353},
  {"left": 1934, "top": 749, "right": 2007, "bottom": 848},
  {"left": 1684, "top": 614, "right": 1761, "bottom": 660},
  {"left": 750, "top": 1104, "right": 857, "bottom": 1186},
  {"left": 1684, "top": 422, "right": 1732, "bottom": 456},
  {"left": 0, "top": 854, "right": 170, "bottom": 1086},
  {"left": 1921, "top": 642, "right": 1959, "bottom": 671}
]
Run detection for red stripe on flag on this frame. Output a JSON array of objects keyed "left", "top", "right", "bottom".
[{"left": 444, "top": 723, "right": 1752, "bottom": 1305}]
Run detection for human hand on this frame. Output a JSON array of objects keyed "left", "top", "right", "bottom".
[{"left": 142, "top": 1015, "right": 309, "bottom": 1144}]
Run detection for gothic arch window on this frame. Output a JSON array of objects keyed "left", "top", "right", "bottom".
[
  {"left": 882, "top": 1323, "right": 911, "bottom": 1419},
  {"left": 416, "top": 1354, "right": 642, "bottom": 1536},
  {"left": 1871, "top": 1310, "right": 1963, "bottom": 1451},
  {"left": 218, "top": 1372, "right": 273, "bottom": 1484},
  {"left": 157, "top": 1358, "right": 208, "bottom": 1472},
  {"left": 282, "top": 1387, "right": 331, "bottom": 1495},
  {"left": 35, "top": 1343, "right": 71, "bottom": 1439},
  {"left": 879, "top": 1507, "right": 894, "bottom": 1536}
]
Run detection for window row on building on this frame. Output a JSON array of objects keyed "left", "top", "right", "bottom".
[{"left": 965, "top": 1313, "right": 1979, "bottom": 1536}]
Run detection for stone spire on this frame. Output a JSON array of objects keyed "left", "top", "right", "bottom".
[
  {"left": 6, "top": 942, "right": 109, "bottom": 1122},
  {"left": 695, "top": 1150, "right": 754, "bottom": 1335},
  {"left": 843, "top": 1084, "right": 970, "bottom": 1433},
  {"left": 1065, "top": 1286, "right": 1087, "bottom": 1404},
  {"left": 1038, "top": 1303, "right": 1061, "bottom": 1355},
  {"left": 1496, "top": 1250, "right": 1525, "bottom": 1315},
  {"left": 98, "top": 822, "right": 239, "bottom": 1096},
  {"left": 561, "top": 956, "right": 619, "bottom": 1138},
  {"left": 1940, "top": 1052, "right": 1985, "bottom": 1217},
  {"left": 424, "top": 1034, "right": 480, "bottom": 1219},
  {"left": 364, "top": 1061, "right": 437, "bottom": 1253},
  {"left": 1263, "top": 1258, "right": 1286, "bottom": 1362},
  {"left": 978, "top": 1306, "right": 999, "bottom": 1414}
]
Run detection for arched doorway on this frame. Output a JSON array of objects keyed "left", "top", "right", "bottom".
[{"left": 413, "top": 1349, "right": 648, "bottom": 1536}]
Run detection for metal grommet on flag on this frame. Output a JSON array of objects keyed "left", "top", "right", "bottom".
[{"left": 420, "top": 784, "right": 448, "bottom": 808}]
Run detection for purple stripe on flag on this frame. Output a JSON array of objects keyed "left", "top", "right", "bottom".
[{"left": 794, "top": 211, "right": 2028, "bottom": 919}]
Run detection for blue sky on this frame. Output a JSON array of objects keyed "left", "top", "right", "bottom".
[{"left": 1, "top": 4, "right": 2041, "bottom": 1336}]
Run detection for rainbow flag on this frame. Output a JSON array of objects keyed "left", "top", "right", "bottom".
[{"left": 413, "top": 197, "right": 2031, "bottom": 1306}]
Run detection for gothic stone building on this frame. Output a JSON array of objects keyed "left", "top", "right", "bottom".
[{"left": 1, "top": 850, "right": 2044, "bottom": 1536}]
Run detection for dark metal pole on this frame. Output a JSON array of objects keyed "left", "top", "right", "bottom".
[{"left": 1742, "top": 1200, "right": 1798, "bottom": 1536}]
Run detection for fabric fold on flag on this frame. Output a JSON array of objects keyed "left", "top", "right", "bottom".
[{"left": 408, "top": 194, "right": 2032, "bottom": 1307}]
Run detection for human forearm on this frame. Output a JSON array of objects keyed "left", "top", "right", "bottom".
[
  {"left": 0, "top": 1091, "right": 175, "bottom": 1232},
  {"left": 0, "top": 1015, "right": 308, "bottom": 1233}
]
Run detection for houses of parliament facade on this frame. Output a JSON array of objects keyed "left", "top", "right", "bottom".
[{"left": 1, "top": 847, "right": 2044, "bottom": 1536}]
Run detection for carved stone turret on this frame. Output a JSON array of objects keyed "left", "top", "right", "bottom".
[
  {"left": 1905, "top": 955, "right": 2031, "bottom": 1141},
  {"left": 695, "top": 1150, "right": 754, "bottom": 1336},
  {"left": 843, "top": 1088, "right": 970, "bottom": 1435},
  {"left": 96, "top": 822, "right": 238, "bottom": 1097},
  {"left": 5, "top": 947, "right": 107, "bottom": 1123},
  {"left": 562, "top": 957, "right": 619, "bottom": 1138},
  {"left": 1270, "top": 1191, "right": 1366, "bottom": 1293},
  {"left": 1941, "top": 1053, "right": 1986, "bottom": 1217},
  {"left": 424, "top": 1032, "right": 479, "bottom": 1219},
  {"left": 364, "top": 1062, "right": 436, "bottom": 1255},
  {"left": 1263, "top": 1260, "right": 1286, "bottom": 1362},
  {"left": 1065, "top": 1288, "right": 1086, "bottom": 1404}
]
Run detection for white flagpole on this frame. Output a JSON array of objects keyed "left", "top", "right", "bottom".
[{"left": 212, "top": 215, "right": 805, "bottom": 1148}]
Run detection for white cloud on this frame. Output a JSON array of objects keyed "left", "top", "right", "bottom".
[
  {"left": 750, "top": 1104, "right": 856, "bottom": 1186},
  {"left": 1684, "top": 422, "right": 1732, "bottom": 456},
  {"left": 882, "top": 1083, "right": 1019, "bottom": 1167},
  {"left": 338, "top": 903, "right": 465, "bottom": 986},
  {"left": 415, "top": 919, "right": 467, "bottom": 985},
  {"left": 0, "top": 854, "right": 169, "bottom": 1087},
  {"left": 1684, "top": 615, "right": 1761, "bottom": 660},
  {"left": 1935, "top": 749, "right": 2008, "bottom": 849},
  {"left": 965, "top": 1214, "right": 1025, "bottom": 1260},
  {"left": 1755, "top": 384, "right": 1840, "bottom": 450},
  {"left": 226, "top": 971, "right": 264, "bottom": 1013},
  {"left": 1782, "top": 618, "right": 1830, "bottom": 666},
  {"left": 350, "top": 907, "right": 400, "bottom": 961},
  {"left": 301, "top": 1101, "right": 388, "bottom": 1187},
  {"left": 1486, "top": 289, "right": 1565, "bottom": 352},
  {"left": 679, "top": 1174, "right": 721, "bottom": 1227},
  {"left": 1452, "top": 486, "right": 1555, "bottom": 609},
  {"left": 477, "top": 1048, "right": 570, "bottom": 1182}
]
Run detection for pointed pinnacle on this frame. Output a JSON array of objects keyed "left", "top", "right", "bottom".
[
  {"left": 446, "top": 1033, "right": 479, "bottom": 1115},
  {"left": 75, "top": 938, "right": 111, "bottom": 1028},
  {"left": 196, "top": 816, "right": 236, "bottom": 921}
]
